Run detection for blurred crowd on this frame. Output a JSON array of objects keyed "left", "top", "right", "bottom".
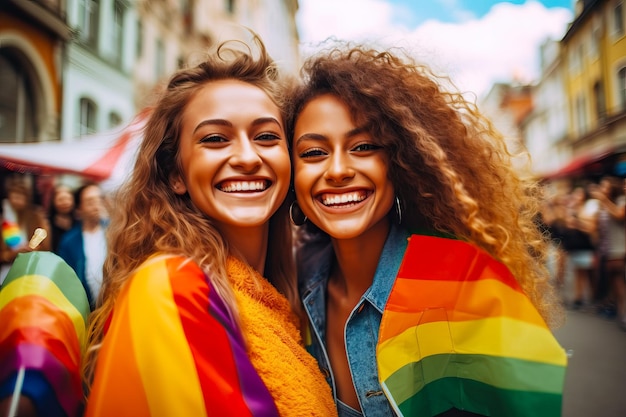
[
  {"left": 541, "top": 175, "right": 626, "bottom": 331},
  {"left": 0, "top": 174, "right": 109, "bottom": 308}
]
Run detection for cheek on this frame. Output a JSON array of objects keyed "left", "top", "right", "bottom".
[
  {"left": 292, "top": 162, "right": 311, "bottom": 193},
  {"left": 271, "top": 147, "right": 292, "bottom": 184}
]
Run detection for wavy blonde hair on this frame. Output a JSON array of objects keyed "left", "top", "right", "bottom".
[
  {"left": 288, "top": 42, "right": 563, "bottom": 328},
  {"left": 83, "top": 34, "right": 296, "bottom": 385}
]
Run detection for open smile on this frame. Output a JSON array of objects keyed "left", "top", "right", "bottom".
[
  {"left": 318, "top": 190, "right": 371, "bottom": 208},
  {"left": 216, "top": 180, "right": 271, "bottom": 193}
]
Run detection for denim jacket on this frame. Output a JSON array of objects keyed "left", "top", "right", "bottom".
[{"left": 300, "top": 225, "right": 410, "bottom": 417}]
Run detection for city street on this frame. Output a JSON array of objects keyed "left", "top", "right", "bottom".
[{"left": 554, "top": 308, "right": 626, "bottom": 417}]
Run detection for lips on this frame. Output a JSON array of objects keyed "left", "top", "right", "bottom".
[
  {"left": 216, "top": 180, "right": 271, "bottom": 193},
  {"left": 319, "top": 190, "right": 370, "bottom": 207}
]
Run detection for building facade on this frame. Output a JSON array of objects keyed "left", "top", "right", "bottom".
[
  {"left": 62, "top": 0, "right": 138, "bottom": 141},
  {"left": 558, "top": 0, "right": 626, "bottom": 179},
  {"left": 521, "top": 38, "right": 570, "bottom": 179},
  {"left": 0, "top": 0, "right": 70, "bottom": 143},
  {"left": 133, "top": 0, "right": 300, "bottom": 109},
  {"left": 480, "top": 82, "right": 534, "bottom": 171}
]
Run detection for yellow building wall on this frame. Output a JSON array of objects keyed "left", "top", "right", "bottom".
[{"left": 604, "top": 34, "right": 626, "bottom": 113}]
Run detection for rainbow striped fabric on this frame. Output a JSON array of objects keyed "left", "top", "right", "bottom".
[
  {"left": 1, "top": 220, "right": 24, "bottom": 249},
  {"left": 0, "top": 251, "right": 90, "bottom": 417},
  {"left": 377, "top": 234, "right": 567, "bottom": 417},
  {"left": 85, "top": 255, "right": 278, "bottom": 417}
]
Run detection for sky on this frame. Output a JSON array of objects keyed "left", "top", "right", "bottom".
[{"left": 296, "top": 0, "right": 575, "bottom": 99}]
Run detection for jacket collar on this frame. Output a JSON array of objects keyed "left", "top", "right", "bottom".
[{"left": 299, "top": 224, "right": 411, "bottom": 313}]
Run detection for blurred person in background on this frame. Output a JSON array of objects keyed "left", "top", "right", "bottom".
[
  {"left": 589, "top": 176, "right": 625, "bottom": 327},
  {"left": 539, "top": 192, "right": 569, "bottom": 289},
  {"left": 0, "top": 178, "right": 51, "bottom": 284},
  {"left": 57, "top": 182, "right": 108, "bottom": 309},
  {"left": 47, "top": 184, "right": 77, "bottom": 253},
  {"left": 558, "top": 186, "right": 598, "bottom": 309}
]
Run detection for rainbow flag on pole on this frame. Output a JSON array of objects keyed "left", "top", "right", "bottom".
[
  {"left": 377, "top": 234, "right": 567, "bottom": 417},
  {"left": 0, "top": 251, "right": 90, "bottom": 417}
]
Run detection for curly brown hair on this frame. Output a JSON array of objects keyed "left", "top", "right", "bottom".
[
  {"left": 83, "top": 34, "right": 296, "bottom": 385},
  {"left": 287, "top": 42, "right": 562, "bottom": 328}
]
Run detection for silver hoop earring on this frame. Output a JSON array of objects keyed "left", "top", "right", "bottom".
[
  {"left": 289, "top": 201, "right": 308, "bottom": 226},
  {"left": 395, "top": 196, "right": 402, "bottom": 225}
]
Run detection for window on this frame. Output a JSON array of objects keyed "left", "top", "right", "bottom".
[
  {"left": 615, "top": 1, "right": 624, "bottom": 37},
  {"left": 619, "top": 66, "right": 626, "bottom": 110},
  {"left": 590, "top": 25, "right": 601, "bottom": 58},
  {"left": 79, "top": 97, "right": 97, "bottom": 136},
  {"left": 109, "top": 112, "right": 122, "bottom": 128},
  {"left": 593, "top": 81, "right": 606, "bottom": 121},
  {"left": 0, "top": 50, "right": 37, "bottom": 143},
  {"left": 78, "top": 0, "right": 100, "bottom": 47},
  {"left": 112, "top": 1, "right": 124, "bottom": 65},
  {"left": 155, "top": 39, "right": 165, "bottom": 79},
  {"left": 575, "top": 94, "right": 588, "bottom": 135},
  {"left": 569, "top": 41, "right": 583, "bottom": 73},
  {"left": 136, "top": 20, "right": 143, "bottom": 58}
]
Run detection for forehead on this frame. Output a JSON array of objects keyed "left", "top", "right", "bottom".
[
  {"left": 81, "top": 185, "right": 102, "bottom": 199},
  {"left": 296, "top": 94, "right": 355, "bottom": 128},
  {"left": 183, "top": 79, "right": 281, "bottom": 125}
]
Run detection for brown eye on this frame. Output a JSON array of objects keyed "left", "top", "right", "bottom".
[
  {"left": 199, "top": 135, "right": 227, "bottom": 143},
  {"left": 353, "top": 143, "right": 382, "bottom": 152},
  {"left": 299, "top": 148, "right": 326, "bottom": 158}
]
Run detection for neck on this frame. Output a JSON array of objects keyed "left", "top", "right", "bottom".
[
  {"left": 82, "top": 219, "right": 101, "bottom": 232},
  {"left": 221, "top": 224, "right": 269, "bottom": 274},
  {"left": 329, "top": 219, "right": 391, "bottom": 299}
]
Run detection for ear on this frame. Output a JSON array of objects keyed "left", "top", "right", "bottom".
[{"left": 170, "top": 176, "right": 187, "bottom": 195}]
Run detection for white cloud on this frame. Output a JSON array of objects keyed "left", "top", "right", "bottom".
[
  {"left": 296, "top": 0, "right": 573, "bottom": 98},
  {"left": 296, "top": 0, "right": 398, "bottom": 45},
  {"left": 437, "top": 0, "right": 476, "bottom": 22}
]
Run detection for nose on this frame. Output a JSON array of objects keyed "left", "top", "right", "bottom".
[
  {"left": 230, "top": 136, "right": 262, "bottom": 172},
  {"left": 323, "top": 150, "right": 354, "bottom": 183}
]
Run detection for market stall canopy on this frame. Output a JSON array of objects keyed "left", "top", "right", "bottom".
[
  {"left": 541, "top": 147, "right": 615, "bottom": 180},
  {"left": 0, "top": 109, "right": 150, "bottom": 191}
]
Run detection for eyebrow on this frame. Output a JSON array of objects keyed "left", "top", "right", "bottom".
[
  {"left": 295, "top": 126, "right": 367, "bottom": 147},
  {"left": 193, "top": 117, "right": 282, "bottom": 134}
]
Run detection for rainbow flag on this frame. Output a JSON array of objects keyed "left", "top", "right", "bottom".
[
  {"left": 2, "top": 220, "right": 24, "bottom": 249},
  {"left": 377, "top": 234, "right": 567, "bottom": 417},
  {"left": 85, "top": 255, "right": 278, "bottom": 417},
  {"left": 0, "top": 251, "right": 90, "bottom": 417}
]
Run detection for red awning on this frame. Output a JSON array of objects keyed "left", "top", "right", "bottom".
[
  {"left": 0, "top": 109, "right": 150, "bottom": 190},
  {"left": 542, "top": 148, "right": 613, "bottom": 179}
]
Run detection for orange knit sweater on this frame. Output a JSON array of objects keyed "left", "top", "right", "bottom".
[{"left": 227, "top": 256, "right": 338, "bottom": 417}]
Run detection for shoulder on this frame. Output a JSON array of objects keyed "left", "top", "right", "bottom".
[
  {"left": 58, "top": 224, "right": 82, "bottom": 243},
  {"left": 132, "top": 254, "right": 203, "bottom": 284},
  {"left": 126, "top": 255, "right": 208, "bottom": 305}
]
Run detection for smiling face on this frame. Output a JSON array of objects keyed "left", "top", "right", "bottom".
[
  {"left": 174, "top": 79, "right": 290, "bottom": 235},
  {"left": 292, "top": 93, "right": 395, "bottom": 240}
]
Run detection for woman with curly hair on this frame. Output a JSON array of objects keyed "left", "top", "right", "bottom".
[
  {"left": 83, "top": 34, "right": 337, "bottom": 417},
  {"left": 288, "top": 42, "right": 567, "bottom": 417}
]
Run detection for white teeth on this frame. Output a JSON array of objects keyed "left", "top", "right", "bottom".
[
  {"left": 220, "top": 181, "right": 267, "bottom": 192},
  {"left": 322, "top": 192, "right": 366, "bottom": 206}
]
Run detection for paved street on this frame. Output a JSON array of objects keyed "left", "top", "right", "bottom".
[{"left": 554, "top": 308, "right": 626, "bottom": 417}]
